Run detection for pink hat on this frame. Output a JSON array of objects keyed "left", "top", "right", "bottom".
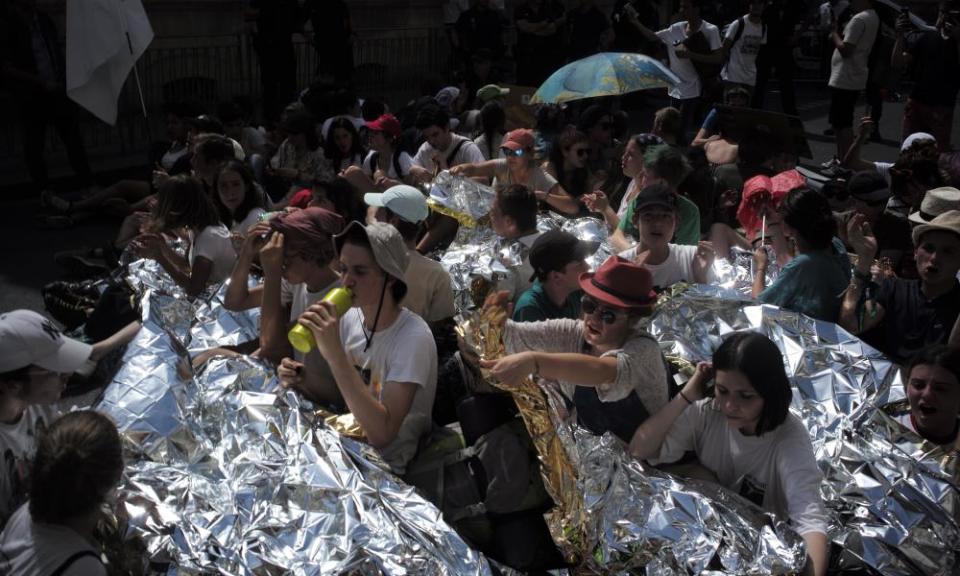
[{"left": 501, "top": 128, "right": 535, "bottom": 152}]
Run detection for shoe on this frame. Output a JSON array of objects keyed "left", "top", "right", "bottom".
[
  {"left": 40, "top": 190, "right": 73, "bottom": 213},
  {"left": 42, "top": 283, "right": 97, "bottom": 330},
  {"left": 54, "top": 249, "right": 110, "bottom": 278}
]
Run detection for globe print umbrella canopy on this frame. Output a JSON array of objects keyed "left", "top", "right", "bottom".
[{"left": 530, "top": 52, "right": 681, "bottom": 104}]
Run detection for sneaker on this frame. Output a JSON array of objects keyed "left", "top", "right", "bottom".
[
  {"left": 54, "top": 249, "right": 110, "bottom": 278},
  {"left": 40, "top": 190, "right": 73, "bottom": 213}
]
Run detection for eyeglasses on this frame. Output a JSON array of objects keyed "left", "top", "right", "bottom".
[
  {"left": 580, "top": 296, "right": 624, "bottom": 325},
  {"left": 501, "top": 148, "right": 526, "bottom": 157}
]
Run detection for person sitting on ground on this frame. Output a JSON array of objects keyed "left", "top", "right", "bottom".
[
  {"left": 834, "top": 170, "right": 914, "bottom": 278},
  {"left": 279, "top": 222, "right": 438, "bottom": 474},
  {"left": 300, "top": 177, "right": 367, "bottom": 223},
  {"left": 480, "top": 256, "right": 670, "bottom": 443},
  {"left": 752, "top": 187, "right": 851, "bottom": 322},
  {"left": 450, "top": 128, "right": 581, "bottom": 215},
  {"left": 267, "top": 111, "right": 333, "bottom": 206},
  {"left": 325, "top": 116, "right": 367, "bottom": 173},
  {"left": 650, "top": 106, "right": 683, "bottom": 147},
  {"left": 0, "top": 410, "right": 123, "bottom": 576},
  {"left": 544, "top": 127, "right": 599, "bottom": 216},
  {"left": 408, "top": 105, "right": 485, "bottom": 184},
  {"left": 131, "top": 175, "right": 238, "bottom": 299},
  {"left": 212, "top": 159, "right": 267, "bottom": 235},
  {"left": 840, "top": 210, "right": 960, "bottom": 363},
  {"left": 364, "top": 185, "right": 456, "bottom": 324},
  {"left": 488, "top": 184, "right": 543, "bottom": 300},
  {"left": 629, "top": 332, "right": 829, "bottom": 576},
  {"left": 220, "top": 99, "right": 267, "bottom": 158},
  {"left": 0, "top": 310, "right": 128, "bottom": 527},
  {"left": 582, "top": 133, "right": 664, "bottom": 233},
  {"left": 693, "top": 87, "right": 750, "bottom": 146},
  {"left": 618, "top": 183, "right": 717, "bottom": 289},
  {"left": 608, "top": 144, "right": 702, "bottom": 252},
  {"left": 888, "top": 345, "right": 960, "bottom": 449},
  {"left": 222, "top": 207, "right": 346, "bottom": 409},
  {"left": 341, "top": 113, "right": 414, "bottom": 194},
  {"left": 577, "top": 105, "right": 625, "bottom": 194},
  {"left": 472, "top": 100, "right": 506, "bottom": 161},
  {"left": 513, "top": 230, "right": 590, "bottom": 322}
]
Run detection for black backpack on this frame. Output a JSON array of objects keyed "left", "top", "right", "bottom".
[{"left": 368, "top": 149, "right": 407, "bottom": 179}]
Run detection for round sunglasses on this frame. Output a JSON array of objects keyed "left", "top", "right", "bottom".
[{"left": 580, "top": 296, "right": 626, "bottom": 324}]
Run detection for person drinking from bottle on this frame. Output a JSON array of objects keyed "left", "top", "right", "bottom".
[
  {"left": 221, "top": 207, "right": 346, "bottom": 409},
  {"left": 278, "top": 222, "right": 437, "bottom": 474}
]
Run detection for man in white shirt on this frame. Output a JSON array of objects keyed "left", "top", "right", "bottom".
[
  {"left": 278, "top": 222, "right": 437, "bottom": 475},
  {"left": 622, "top": 0, "right": 723, "bottom": 142},
  {"left": 364, "top": 185, "right": 456, "bottom": 324},
  {"left": 408, "top": 105, "right": 485, "bottom": 184},
  {"left": 489, "top": 184, "right": 543, "bottom": 301},
  {"left": 827, "top": 0, "right": 879, "bottom": 160},
  {"left": 720, "top": 0, "right": 767, "bottom": 95}
]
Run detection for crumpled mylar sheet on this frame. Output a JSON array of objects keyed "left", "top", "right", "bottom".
[
  {"left": 647, "top": 286, "right": 959, "bottom": 575},
  {"left": 97, "top": 269, "right": 496, "bottom": 574},
  {"left": 427, "top": 170, "right": 497, "bottom": 228},
  {"left": 461, "top": 302, "right": 808, "bottom": 574}
]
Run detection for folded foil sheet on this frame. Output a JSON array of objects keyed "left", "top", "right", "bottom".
[
  {"left": 647, "top": 286, "right": 959, "bottom": 575},
  {"left": 98, "top": 272, "right": 497, "bottom": 573},
  {"left": 427, "top": 170, "right": 497, "bottom": 227}
]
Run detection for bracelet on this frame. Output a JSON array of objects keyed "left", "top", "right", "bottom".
[{"left": 679, "top": 390, "right": 693, "bottom": 405}]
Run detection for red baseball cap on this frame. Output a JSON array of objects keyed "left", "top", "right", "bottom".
[
  {"left": 366, "top": 114, "right": 401, "bottom": 138},
  {"left": 501, "top": 128, "right": 535, "bottom": 152},
  {"left": 578, "top": 256, "right": 656, "bottom": 310}
]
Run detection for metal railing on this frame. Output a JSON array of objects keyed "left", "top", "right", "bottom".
[{"left": 0, "top": 27, "right": 452, "bottom": 183}]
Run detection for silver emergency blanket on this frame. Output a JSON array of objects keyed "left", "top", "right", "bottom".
[
  {"left": 97, "top": 261, "right": 495, "bottom": 575},
  {"left": 644, "top": 286, "right": 960, "bottom": 575},
  {"left": 427, "top": 170, "right": 497, "bottom": 227}
]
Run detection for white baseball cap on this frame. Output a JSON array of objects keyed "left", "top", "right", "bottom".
[
  {"left": 0, "top": 310, "right": 92, "bottom": 373},
  {"left": 364, "top": 185, "right": 429, "bottom": 224}
]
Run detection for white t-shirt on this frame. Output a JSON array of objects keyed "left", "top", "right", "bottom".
[
  {"left": 0, "top": 406, "right": 58, "bottom": 527},
  {"left": 404, "top": 252, "right": 456, "bottom": 322},
  {"left": 412, "top": 134, "right": 485, "bottom": 173},
  {"left": 828, "top": 9, "right": 879, "bottom": 91},
  {"left": 189, "top": 224, "right": 237, "bottom": 285},
  {"left": 721, "top": 16, "right": 767, "bottom": 86},
  {"left": 361, "top": 149, "right": 415, "bottom": 181},
  {"left": 0, "top": 504, "right": 105, "bottom": 576},
  {"left": 281, "top": 278, "right": 343, "bottom": 409},
  {"left": 618, "top": 243, "right": 714, "bottom": 289},
  {"left": 232, "top": 207, "right": 266, "bottom": 235},
  {"left": 339, "top": 308, "right": 437, "bottom": 474},
  {"left": 657, "top": 20, "right": 723, "bottom": 100},
  {"left": 160, "top": 145, "right": 188, "bottom": 172},
  {"left": 650, "top": 399, "right": 829, "bottom": 536},
  {"left": 473, "top": 131, "right": 505, "bottom": 161}
]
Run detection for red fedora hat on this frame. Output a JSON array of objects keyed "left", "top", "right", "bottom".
[{"left": 578, "top": 256, "right": 656, "bottom": 309}]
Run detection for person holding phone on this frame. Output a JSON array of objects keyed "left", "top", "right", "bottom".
[{"left": 891, "top": 1, "right": 960, "bottom": 149}]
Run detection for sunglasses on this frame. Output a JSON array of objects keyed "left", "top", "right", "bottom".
[
  {"left": 502, "top": 147, "right": 526, "bottom": 157},
  {"left": 580, "top": 296, "right": 624, "bottom": 325}
]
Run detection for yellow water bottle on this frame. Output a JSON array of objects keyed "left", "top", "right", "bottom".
[{"left": 287, "top": 287, "right": 353, "bottom": 353}]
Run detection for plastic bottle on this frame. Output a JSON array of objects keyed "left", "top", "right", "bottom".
[{"left": 287, "top": 287, "right": 353, "bottom": 353}]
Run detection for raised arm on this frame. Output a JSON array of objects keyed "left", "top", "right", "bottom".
[
  {"left": 629, "top": 362, "right": 712, "bottom": 460},
  {"left": 838, "top": 213, "right": 887, "bottom": 334},
  {"left": 257, "top": 232, "right": 295, "bottom": 362},
  {"left": 224, "top": 222, "right": 269, "bottom": 311}
]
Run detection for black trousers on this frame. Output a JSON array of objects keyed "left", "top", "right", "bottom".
[
  {"left": 20, "top": 91, "right": 91, "bottom": 190},
  {"left": 752, "top": 44, "right": 797, "bottom": 116}
]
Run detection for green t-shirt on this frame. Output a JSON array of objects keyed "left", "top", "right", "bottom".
[
  {"left": 513, "top": 281, "right": 583, "bottom": 323},
  {"left": 618, "top": 193, "right": 701, "bottom": 246}
]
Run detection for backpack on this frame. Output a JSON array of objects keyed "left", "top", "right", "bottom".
[
  {"left": 369, "top": 149, "right": 407, "bottom": 179},
  {"left": 403, "top": 393, "right": 553, "bottom": 565},
  {"left": 724, "top": 16, "right": 766, "bottom": 63},
  {"left": 445, "top": 138, "right": 468, "bottom": 167},
  {"left": 684, "top": 27, "right": 723, "bottom": 103}
]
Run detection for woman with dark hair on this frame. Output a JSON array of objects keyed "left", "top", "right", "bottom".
[
  {"left": 132, "top": 175, "right": 237, "bottom": 298},
  {"left": 0, "top": 410, "right": 123, "bottom": 576},
  {"left": 890, "top": 345, "right": 960, "bottom": 448},
  {"left": 309, "top": 177, "right": 367, "bottom": 223},
  {"left": 583, "top": 132, "right": 664, "bottom": 232},
  {"left": 752, "top": 187, "right": 851, "bottom": 321},
  {"left": 213, "top": 160, "right": 267, "bottom": 234},
  {"left": 326, "top": 116, "right": 366, "bottom": 172},
  {"left": 630, "top": 332, "right": 829, "bottom": 576},
  {"left": 473, "top": 100, "right": 506, "bottom": 160},
  {"left": 480, "top": 256, "right": 672, "bottom": 443},
  {"left": 544, "top": 127, "right": 595, "bottom": 215}
]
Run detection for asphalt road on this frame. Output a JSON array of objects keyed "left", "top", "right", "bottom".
[{"left": 0, "top": 81, "right": 957, "bottom": 319}]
